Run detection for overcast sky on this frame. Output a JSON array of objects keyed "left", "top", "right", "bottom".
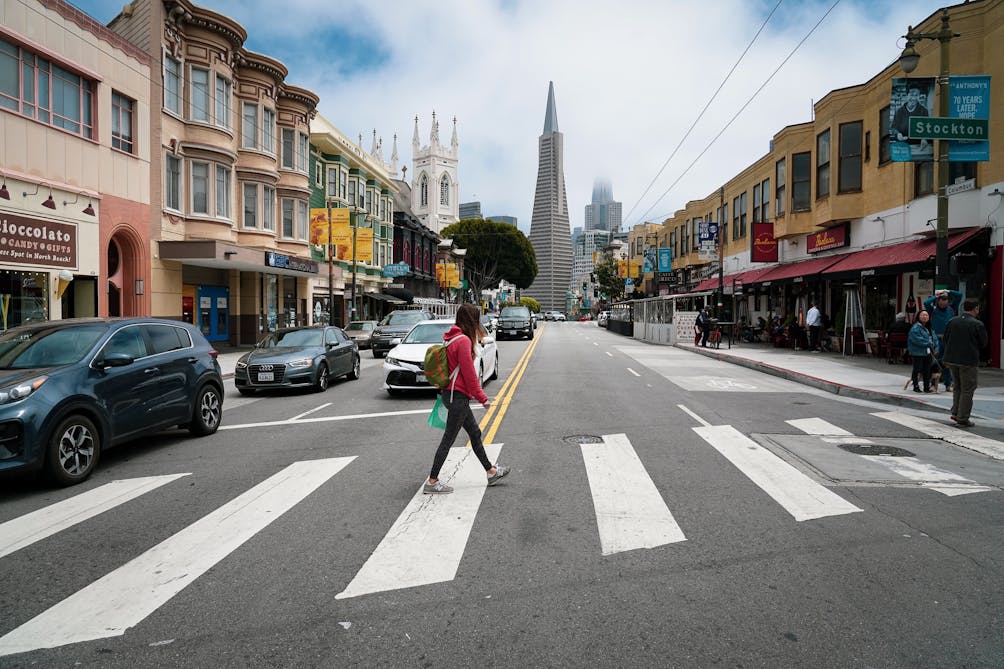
[{"left": 77, "top": 0, "right": 948, "bottom": 235}]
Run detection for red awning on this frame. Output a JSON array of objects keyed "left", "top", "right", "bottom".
[
  {"left": 753, "top": 255, "right": 844, "bottom": 283},
  {"left": 822, "top": 227, "right": 983, "bottom": 275}
]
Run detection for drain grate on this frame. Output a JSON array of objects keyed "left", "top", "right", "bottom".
[
  {"left": 563, "top": 435, "right": 604, "bottom": 445},
  {"left": 838, "top": 443, "right": 915, "bottom": 457}
]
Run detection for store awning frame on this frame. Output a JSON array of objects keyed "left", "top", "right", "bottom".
[
  {"left": 821, "top": 227, "right": 984, "bottom": 276},
  {"left": 365, "top": 292, "right": 406, "bottom": 305}
]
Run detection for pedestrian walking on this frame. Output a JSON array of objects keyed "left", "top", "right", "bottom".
[
  {"left": 424, "top": 303, "right": 510, "bottom": 494},
  {"left": 942, "top": 298, "right": 988, "bottom": 428},
  {"left": 805, "top": 301, "right": 822, "bottom": 351},
  {"left": 696, "top": 305, "right": 711, "bottom": 347},
  {"left": 907, "top": 310, "right": 938, "bottom": 393},
  {"left": 923, "top": 288, "right": 962, "bottom": 391}
]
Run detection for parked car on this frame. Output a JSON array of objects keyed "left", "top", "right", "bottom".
[
  {"left": 480, "top": 314, "right": 496, "bottom": 334},
  {"left": 234, "top": 325, "right": 360, "bottom": 395},
  {"left": 0, "top": 317, "right": 224, "bottom": 486},
  {"left": 370, "top": 309, "right": 435, "bottom": 358},
  {"left": 383, "top": 319, "right": 498, "bottom": 395},
  {"left": 344, "top": 320, "right": 378, "bottom": 349},
  {"left": 497, "top": 305, "right": 534, "bottom": 340}
]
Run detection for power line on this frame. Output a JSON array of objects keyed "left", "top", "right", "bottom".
[
  {"left": 622, "top": 0, "right": 784, "bottom": 225},
  {"left": 636, "top": 0, "right": 843, "bottom": 226}
]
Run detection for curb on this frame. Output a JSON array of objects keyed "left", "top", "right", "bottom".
[{"left": 675, "top": 344, "right": 942, "bottom": 412}]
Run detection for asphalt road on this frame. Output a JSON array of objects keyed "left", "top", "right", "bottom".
[{"left": 1, "top": 321, "right": 1002, "bottom": 668}]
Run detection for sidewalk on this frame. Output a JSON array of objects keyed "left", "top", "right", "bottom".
[
  {"left": 675, "top": 340, "right": 1004, "bottom": 422},
  {"left": 212, "top": 344, "right": 253, "bottom": 379}
]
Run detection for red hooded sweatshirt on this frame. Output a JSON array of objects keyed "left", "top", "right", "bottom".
[{"left": 442, "top": 325, "right": 488, "bottom": 404}]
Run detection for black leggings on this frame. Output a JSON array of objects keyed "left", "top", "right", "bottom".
[
  {"left": 429, "top": 390, "right": 493, "bottom": 479},
  {"left": 911, "top": 353, "right": 932, "bottom": 391}
]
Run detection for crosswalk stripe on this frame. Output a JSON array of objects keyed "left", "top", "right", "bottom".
[
  {"left": 786, "top": 418, "right": 853, "bottom": 436},
  {"left": 335, "top": 444, "right": 502, "bottom": 600},
  {"left": 581, "top": 434, "right": 685, "bottom": 555},
  {"left": 873, "top": 411, "right": 1004, "bottom": 460},
  {"left": 0, "top": 474, "right": 189, "bottom": 560},
  {"left": 863, "top": 456, "right": 994, "bottom": 496},
  {"left": 694, "top": 425, "right": 863, "bottom": 521},
  {"left": 0, "top": 458, "right": 354, "bottom": 656}
]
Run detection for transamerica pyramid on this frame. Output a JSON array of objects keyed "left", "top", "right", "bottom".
[{"left": 525, "top": 81, "right": 573, "bottom": 313}]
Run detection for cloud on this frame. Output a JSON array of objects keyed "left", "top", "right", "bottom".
[{"left": 83, "top": 0, "right": 947, "bottom": 234}]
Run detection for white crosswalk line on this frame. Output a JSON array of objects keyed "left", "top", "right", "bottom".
[
  {"left": 0, "top": 458, "right": 354, "bottom": 656},
  {"left": 336, "top": 444, "right": 502, "bottom": 599},
  {"left": 581, "top": 434, "right": 685, "bottom": 555},
  {"left": 864, "top": 456, "right": 994, "bottom": 496},
  {"left": 786, "top": 418, "right": 853, "bottom": 436},
  {"left": 694, "top": 425, "right": 863, "bottom": 521},
  {"left": 0, "top": 474, "right": 189, "bottom": 560},
  {"left": 873, "top": 411, "right": 1004, "bottom": 460}
]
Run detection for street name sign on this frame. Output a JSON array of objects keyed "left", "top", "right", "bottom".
[{"left": 909, "top": 117, "right": 988, "bottom": 140}]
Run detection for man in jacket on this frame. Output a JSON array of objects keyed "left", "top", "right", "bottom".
[
  {"left": 924, "top": 288, "right": 962, "bottom": 391},
  {"left": 805, "top": 302, "right": 822, "bottom": 352},
  {"left": 942, "top": 298, "right": 987, "bottom": 427},
  {"left": 696, "top": 305, "right": 711, "bottom": 347}
]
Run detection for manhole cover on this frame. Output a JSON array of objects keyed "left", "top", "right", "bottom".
[
  {"left": 563, "top": 435, "right": 604, "bottom": 445},
  {"left": 838, "top": 443, "right": 915, "bottom": 457}
]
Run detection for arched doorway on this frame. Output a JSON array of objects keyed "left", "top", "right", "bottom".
[{"left": 106, "top": 229, "right": 144, "bottom": 317}]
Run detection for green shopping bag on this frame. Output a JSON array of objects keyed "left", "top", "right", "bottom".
[{"left": 427, "top": 395, "right": 448, "bottom": 430}]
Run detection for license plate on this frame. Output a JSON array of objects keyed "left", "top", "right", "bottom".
[
  {"left": 416, "top": 373, "right": 426, "bottom": 383},
  {"left": 257, "top": 372, "right": 274, "bottom": 382},
  {"left": 506, "top": 330, "right": 516, "bottom": 335}
]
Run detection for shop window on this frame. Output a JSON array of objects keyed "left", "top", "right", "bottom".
[
  {"left": 792, "top": 152, "right": 811, "bottom": 211},
  {"left": 838, "top": 121, "right": 863, "bottom": 192},
  {"left": 0, "top": 270, "right": 48, "bottom": 330},
  {"left": 111, "top": 92, "right": 134, "bottom": 153},
  {"left": 816, "top": 129, "right": 830, "bottom": 199}
]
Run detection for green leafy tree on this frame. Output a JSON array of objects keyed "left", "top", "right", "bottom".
[
  {"left": 594, "top": 258, "right": 624, "bottom": 301},
  {"left": 441, "top": 219, "right": 537, "bottom": 300},
  {"left": 520, "top": 296, "right": 540, "bottom": 313}
]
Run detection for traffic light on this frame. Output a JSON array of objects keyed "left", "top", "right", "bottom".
[
  {"left": 593, "top": 288, "right": 599, "bottom": 297},
  {"left": 582, "top": 282, "right": 587, "bottom": 292}
]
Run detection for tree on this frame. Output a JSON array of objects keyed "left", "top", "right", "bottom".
[
  {"left": 520, "top": 296, "right": 540, "bottom": 313},
  {"left": 594, "top": 257, "right": 624, "bottom": 301},
  {"left": 441, "top": 219, "right": 537, "bottom": 301}
]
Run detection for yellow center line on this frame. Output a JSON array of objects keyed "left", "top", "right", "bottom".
[{"left": 477, "top": 323, "right": 544, "bottom": 445}]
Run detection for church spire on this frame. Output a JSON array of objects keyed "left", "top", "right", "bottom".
[
  {"left": 430, "top": 110, "right": 439, "bottom": 146},
  {"left": 371, "top": 129, "right": 378, "bottom": 155},
  {"left": 451, "top": 116, "right": 458, "bottom": 152},
  {"left": 391, "top": 133, "right": 399, "bottom": 176},
  {"left": 412, "top": 115, "right": 420, "bottom": 150},
  {"left": 543, "top": 80, "right": 559, "bottom": 135}
]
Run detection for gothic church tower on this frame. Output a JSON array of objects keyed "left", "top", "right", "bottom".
[{"left": 411, "top": 112, "right": 459, "bottom": 234}]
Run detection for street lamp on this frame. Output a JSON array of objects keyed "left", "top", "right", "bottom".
[
  {"left": 899, "top": 9, "right": 959, "bottom": 290},
  {"left": 350, "top": 190, "right": 365, "bottom": 322}
]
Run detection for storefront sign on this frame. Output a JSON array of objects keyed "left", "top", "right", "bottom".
[
  {"left": 0, "top": 215, "right": 77, "bottom": 268},
  {"left": 657, "top": 248, "right": 673, "bottom": 272},
  {"left": 807, "top": 223, "right": 849, "bottom": 253},
  {"left": 265, "top": 252, "right": 318, "bottom": 274},
  {"left": 383, "top": 262, "right": 410, "bottom": 277},
  {"left": 751, "top": 222, "right": 778, "bottom": 262}
]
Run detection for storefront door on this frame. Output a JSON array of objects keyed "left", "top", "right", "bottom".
[{"left": 197, "top": 286, "right": 229, "bottom": 342}]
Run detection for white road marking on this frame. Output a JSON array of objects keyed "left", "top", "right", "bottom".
[
  {"left": 581, "top": 434, "right": 685, "bottom": 555},
  {"left": 677, "top": 405, "right": 711, "bottom": 427},
  {"left": 0, "top": 474, "right": 189, "bottom": 560},
  {"left": 593, "top": 342, "right": 599, "bottom": 346},
  {"left": 693, "top": 425, "right": 863, "bottom": 521},
  {"left": 0, "top": 458, "right": 354, "bottom": 656},
  {"left": 873, "top": 411, "right": 1004, "bottom": 460},
  {"left": 606, "top": 351, "right": 613, "bottom": 357},
  {"left": 220, "top": 408, "right": 431, "bottom": 430},
  {"left": 786, "top": 418, "right": 853, "bottom": 436},
  {"left": 336, "top": 444, "right": 502, "bottom": 599},
  {"left": 864, "top": 456, "right": 994, "bottom": 496},
  {"left": 291, "top": 402, "right": 331, "bottom": 421},
  {"left": 626, "top": 368, "right": 641, "bottom": 377}
]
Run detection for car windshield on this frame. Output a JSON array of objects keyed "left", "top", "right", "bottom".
[
  {"left": 259, "top": 329, "right": 323, "bottom": 348},
  {"left": 404, "top": 323, "right": 451, "bottom": 344},
  {"left": 500, "top": 307, "right": 529, "bottom": 318},
  {"left": 381, "top": 311, "right": 426, "bottom": 326},
  {"left": 0, "top": 324, "right": 108, "bottom": 369},
  {"left": 348, "top": 322, "right": 374, "bottom": 331}
]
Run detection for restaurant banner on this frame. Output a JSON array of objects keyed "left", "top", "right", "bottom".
[
  {"left": 0, "top": 214, "right": 77, "bottom": 268},
  {"left": 751, "top": 222, "right": 777, "bottom": 262},
  {"left": 807, "top": 223, "right": 849, "bottom": 253},
  {"left": 309, "top": 208, "right": 372, "bottom": 262}
]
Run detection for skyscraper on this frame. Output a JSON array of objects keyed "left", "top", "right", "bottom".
[
  {"left": 584, "top": 178, "right": 622, "bottom": 233},
  {"left": 526, "top": 82, "right": 573, "bottom": 313}
]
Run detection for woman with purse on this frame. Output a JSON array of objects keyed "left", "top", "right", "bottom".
[
  {"left": 907, "top": 309, "right": 938, "bottom": 393},
  {"left": 424, "top": 303, "right": 510, "bottom": 494}
]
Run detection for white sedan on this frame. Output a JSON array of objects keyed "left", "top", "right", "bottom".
[{"left": 382, "top": 319, "right": 499, "bottom": 395}]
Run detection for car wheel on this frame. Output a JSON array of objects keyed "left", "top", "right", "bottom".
[
  {"left": 46, "top": 414, "right": 100, "bottom": 486},
  {"left": 490, "top": 352, "right": 499, "bottom": 380},
  {"left": 528, "top": 330, "right": 534, "bottom": 340},
  {"left": 347, "top": 355, "right": 361, "bottom": 380},
  {"left": 237, "top": 388, "right": 256, "bottom": 396},
  {"left": 189, "top": 384, "right": 222, "bottom": 436},
  {"left": 315, "top": 362, "right": 329, "bottom": 392}
]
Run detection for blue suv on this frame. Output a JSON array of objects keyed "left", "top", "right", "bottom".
[{"left": 0, "top": 318, "right": 224, "bottom": 486}]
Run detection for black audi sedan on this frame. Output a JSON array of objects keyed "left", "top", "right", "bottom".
[
  {"left": 234, "top": 325, "right": 360, "bottom": 395},
  {"left": 0, "top": 318, "right": 224, "bottom": 486}
]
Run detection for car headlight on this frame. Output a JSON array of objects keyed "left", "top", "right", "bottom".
[
  {"left": 236, "top": 360, "right": 248, "bottom": 369},
  {"left": 287, "top": 358, "right": 312, "bottom": 368},
  {"left": 0, "top": 376, "right": 47, "bottom": 405},
  {"left": 386, "top": 356, "right": 401, "bottom": 366}
]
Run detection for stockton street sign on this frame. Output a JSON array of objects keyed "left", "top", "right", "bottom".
[{"left": 909, "top": 117, "right": 988, "bottom": 141}]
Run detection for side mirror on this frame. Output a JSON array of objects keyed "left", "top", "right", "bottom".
[
  {"left": 97, "top": 352, "right": 135, "bottom": 369},
  {"left": 390, "top": 337, "right": 402, "bottom": 346}
]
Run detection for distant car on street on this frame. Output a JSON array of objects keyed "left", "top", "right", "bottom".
[
  {"left": 370, "top": 309, "right": 435, "bottom": 358},
  {"left": 234, "top": 325, "right": 360, "bottom": 395},
  {"left": 497, "top": 305, "right": 534, "bottom": 340},
  {"left": 344, "top": 320, "right": 377, "bottom": 349},
  {"left": 0, "top": 317, "right": 224, "bottom": 486},
  {"left": 383, "top": 319, "right": 498, "bottom": 395},
  {"left": 544, "top": 311, "right": 566, "bottom": 321}
]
